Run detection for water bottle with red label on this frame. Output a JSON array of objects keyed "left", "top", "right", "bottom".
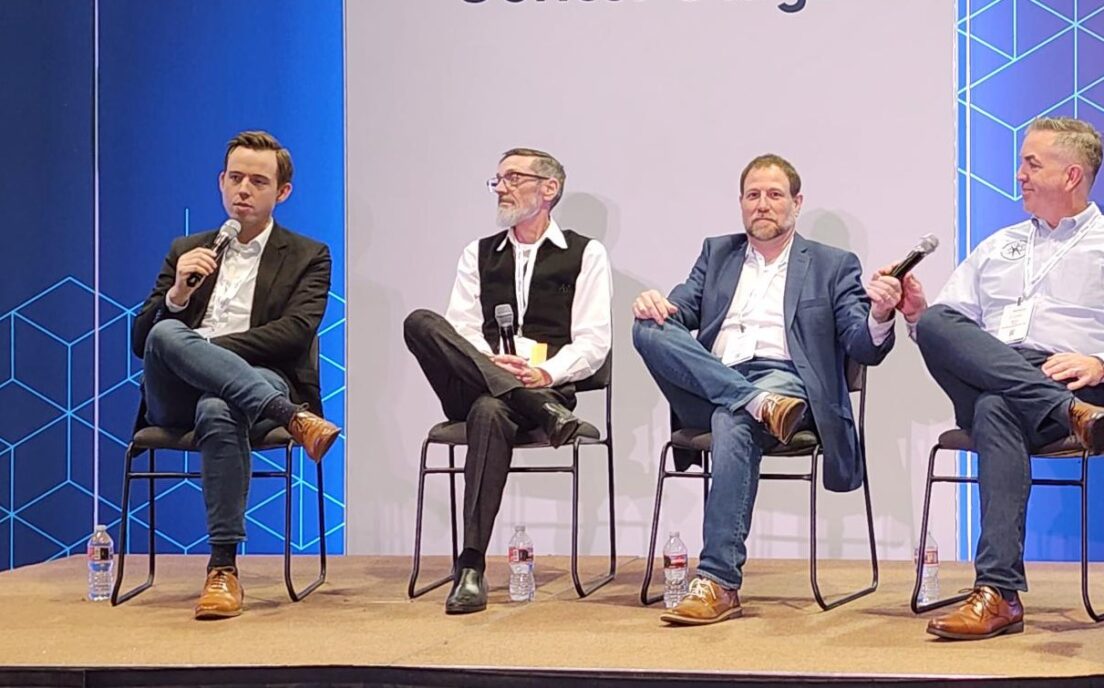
[
  {"left": 914, "top": 531, "right": 940, "bottom": 604},
  {"left": 508, "top": 524, "right": 535, "bottom": 602},
  {"left": 663, "top": 530, "right": 689, "bottom": 608}
]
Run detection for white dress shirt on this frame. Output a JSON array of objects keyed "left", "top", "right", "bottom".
[
  {"left": 711, "top": 237, "right": 892, "bottom": 363},
  {"left": 167, "top": 219, "right": 273, "bottom": 339},
  {"left": 444, "top": 219, "right": 613, "bottom": 385},
  {"left": 933, "top": 202, "right": 1104, "bottom": 358}
]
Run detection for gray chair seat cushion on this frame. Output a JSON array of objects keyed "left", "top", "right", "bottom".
[
  {"left": 670, "top": 428, "right": 820, "bottom": 456},
  {"left": 938, "top": 428, "right": 1085, "bottom": 457},
  {"left": 427, "top": 420, "right": 602, "bottom": 447},
  {"left": 132, "top": 426, "right": 294, "bottom": 452}
]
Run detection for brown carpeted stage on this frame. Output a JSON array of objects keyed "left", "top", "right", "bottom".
[{"left": 2, "top": 555, "right": 1103, "bottom": 687}]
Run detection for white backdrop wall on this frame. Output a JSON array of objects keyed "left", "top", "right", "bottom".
[{"left": 346, "top": 0, "right": 959, "bottom": 566}]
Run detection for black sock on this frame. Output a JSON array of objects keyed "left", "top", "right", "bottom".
[
  {"left": 262, "top": 396, "right": 302, "bottom": 426},
  {"left": 208, "top": 543, "right": 238, "bottom": 572},
  {"left": 456, "top": 548, "right": 485, "bottom": 574},
  {"left": 998, "top": 587, "right": 1019, "bottom": 602}
]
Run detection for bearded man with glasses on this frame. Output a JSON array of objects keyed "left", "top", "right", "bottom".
[{"left": 403, "top": 148, "right": 612, "bottom": 615}]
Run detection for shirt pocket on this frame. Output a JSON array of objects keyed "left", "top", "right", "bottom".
[{"left": 1046, "top": 252, "right": 1104, "bottom": 305}]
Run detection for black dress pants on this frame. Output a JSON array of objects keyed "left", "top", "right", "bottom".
[{"left": 403, "top": 309, "right": 575, "bottom": 554}]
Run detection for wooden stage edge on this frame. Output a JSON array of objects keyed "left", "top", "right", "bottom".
[{"left": 1, "top": 555, "right": 1103, "bottom": 687}]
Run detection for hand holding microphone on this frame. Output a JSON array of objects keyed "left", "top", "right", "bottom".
[
  {"left": 167, "top": 220, "right": 242, "bottom": 307},
  {"left": 870, "top": 234, "right": 938, "bottom": 322}
]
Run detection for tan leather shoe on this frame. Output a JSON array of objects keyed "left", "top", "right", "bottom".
[
  {"left": 926, "top": 586, "right": 1023, "bottom": 640},
  {"left": 659, "top": 577, "right": 742, "bottom": 626},
  {"left": 759, "top": 393, "right": 808, "bottom": 445},
  {"left": 1069, "top": 399, "right": 1104, "bottom": 453},
  {"left": 194, "top": 568, "right": 243, "bottom": 620},
  {"left": 288, "top": 410, "right": 341, "bottom": 462}
]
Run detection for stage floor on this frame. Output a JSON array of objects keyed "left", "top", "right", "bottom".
[{"left": 1, "top": 554, "right": 1103, "bottom": 680}]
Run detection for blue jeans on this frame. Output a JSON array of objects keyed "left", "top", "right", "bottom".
[
  {"left": 142, "top": 319, "right": 289, "bottom": 545},
  {"left": 916, "top": 304, "right": 1104, "bottom": 592},
  {"left": 633, "top": 318, "right": 808, "bottom": 589}
]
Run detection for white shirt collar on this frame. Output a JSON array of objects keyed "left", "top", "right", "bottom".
[
  {"left": 1031, "top": 202, "right": 1100, "bottom": 237},
  {"left": 745, "top": 233, "right": 795, "bottom": 267},
  {"left": 495, "top": 218, "right": 567, "bottom": 252},
  {"left": 229, "top": 218, "right": 274, "bottom": 258}
]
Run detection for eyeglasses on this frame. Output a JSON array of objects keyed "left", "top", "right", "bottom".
[{"left": 486, "top": 171, "right": 550, "bottom": 193}]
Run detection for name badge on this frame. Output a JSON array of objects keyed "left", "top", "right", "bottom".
[
  {"left": 997, "top": 300, "right": 1034, "bottom": 344},
  {"left": 722, "top": 325, "right": 758, "bottom": 366}
]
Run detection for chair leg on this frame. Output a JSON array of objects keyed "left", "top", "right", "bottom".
[
  {"left": 640, "top": 442, "right": 674, "bottom": 606},
  {"left": 112, "top": 446, "right": 155, "bottom": 605},
  {"left": 408, "top": 439, "right": 453, "bottom": 599},
  {"left": 808, "top": 447, "right": 878, "bottom": 611},
  {"left": 448, "top": 445, "right": 459, "bottom": 564},
  {"left": 285, "top": 442, "right": 326, "bottom": 602},
  {"left": 1079, "top": 451, "right": 1102, "bottom": 622},
  {"left": 570, "top": 438, "right": 616, "bottom": 598},
  {"left": 911, "top": 445, "right": 970, "bottom": 614}
]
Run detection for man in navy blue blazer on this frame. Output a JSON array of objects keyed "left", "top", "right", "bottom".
[{"left": 632, "top": 154, "right": 901, "bottom": 625}]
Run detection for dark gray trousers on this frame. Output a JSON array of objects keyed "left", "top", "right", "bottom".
[{"left": 403, "top": 309, "right": 575, "bottom": 554}]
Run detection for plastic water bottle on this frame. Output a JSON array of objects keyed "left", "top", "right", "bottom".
[
  {"left": 663, "top": 530, "right": 689, "bottom": 608},
  {"left": 915, "top": 530, "right": 940, "bottom": 605},
  {"left": 86, "top": 524, "right": 115, "bottom": 602},
  {"left": 508, "top": 525, "right": 535, "bottom": 602}
]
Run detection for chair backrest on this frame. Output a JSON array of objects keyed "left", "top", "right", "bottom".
[
  {"left": 575, "top": 352, "right": 612, "bottom": 392},
  {"left": 845, "top": 358, "right": 864, "bottom": 394}
]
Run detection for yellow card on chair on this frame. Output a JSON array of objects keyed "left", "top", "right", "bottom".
[{"left": 529, "top": 342, "right": 548, "bottom": 366}]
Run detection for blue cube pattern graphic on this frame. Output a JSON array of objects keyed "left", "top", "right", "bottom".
[
  {"left": 958, "top": 0, "right": 1104, "bottom": 560},
  {"left": 0, "top": 276, "right": 346, "bottom": 570}
]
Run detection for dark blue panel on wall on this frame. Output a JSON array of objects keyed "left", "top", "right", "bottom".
[
  {"left": 94, "top": 0, "right": 346, "bottom": 558},
  {"left": 0, "top": 1, "right": 94, "bottom": 569},
  {"left": 958, "top": 0, "right": 1104, "bottom": 562}
]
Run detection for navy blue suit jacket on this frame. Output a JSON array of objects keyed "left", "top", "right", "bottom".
[{"left": 667, "top": 233, "right": 894, "bottom": 492}]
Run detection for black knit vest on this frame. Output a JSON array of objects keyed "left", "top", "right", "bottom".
[{"left": 476, "top": 228, "right": 591, "bottom": 356}]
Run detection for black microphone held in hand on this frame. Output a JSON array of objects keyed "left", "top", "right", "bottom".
[
  {"left": 186, "top": 219, "right": 242, "bottom": 287},
  {"left": 889, "top": 234, "right": 940, "bottom": 280},
  {"left": 494, "top": 304, "right": 517, "bottom": 356}
]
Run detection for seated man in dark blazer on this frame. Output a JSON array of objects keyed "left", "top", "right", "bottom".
[
  {"left": 632, "top": 153, "right": 899, "bottom": 625},
  {"left": 131, "top": 131, "right": 340, "bottom": 620}
]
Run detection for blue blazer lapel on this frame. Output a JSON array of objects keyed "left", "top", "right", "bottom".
[
  {"left": 783, "top": 234, "right": 810, "bottom": 330},
  {"left": 701, "top": 237, "right": 747, "bottom": 347}
]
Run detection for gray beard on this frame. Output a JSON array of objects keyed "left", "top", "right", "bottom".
[{"left": 496, "top": 202, "right": 538, "bottom": 228}]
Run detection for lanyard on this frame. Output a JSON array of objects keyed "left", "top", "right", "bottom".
[
  {"left": 514, "top": 243, "right": 537, "bottom": 328},
  {"left": 735, "top": 255, "right": 785, "bottom": 327},
  {"left": 1022, "top": 219, "right": 1093, "bottom": 300}
]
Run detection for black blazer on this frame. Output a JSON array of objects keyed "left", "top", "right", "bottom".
[{"left": 131, "top": 222, "right": 332, "bottom": 417}]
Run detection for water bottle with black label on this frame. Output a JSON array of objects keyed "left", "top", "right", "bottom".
[
  {"left": 663, "top": 530, "right": 689, "bottom": 608},
  {"left": 86, "top": 524, "right": 114, "bottom": 602},
  {"left": 508, "top": 524, "right": 535, "bottom": 602}
]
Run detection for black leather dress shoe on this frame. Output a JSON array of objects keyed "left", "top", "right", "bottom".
[
  {"left": 445, "top": 567, "right": 487, "bottom": 614},
  {"left": 542, "top": 402, "right": 581, "bottom": 448}
]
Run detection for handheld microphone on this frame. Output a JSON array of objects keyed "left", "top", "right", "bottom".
[
  {"left": 186, "top": 219, "right": 242, "bottom": 287},
  {"left": 494, "top": 304, "right": 517, "bottom": 356},
  {"left": 889, "top": 234, "right": 939, "bottom": 280}
]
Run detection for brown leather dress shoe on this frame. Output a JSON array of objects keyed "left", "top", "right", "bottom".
[
  {"left": 194, "top": 568, "right": 243, "bottom": 620},
  {"left": 288, "top": 410, "right": 341, "bottom": 462},
  {"left": 1069, "top": 399, "right": 1104, "bottom": 453},
  {"left": 659, "top": 577, "right": 742, "bottom": 626},
  {"left": 759, "top": 393, "right": 808, "bottom": 445},
  {"left": 926, "top": 586, "right": 1023, "bottom": 640}
]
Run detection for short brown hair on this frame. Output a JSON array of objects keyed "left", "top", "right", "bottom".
[
  {"left": 740, "top": 154, "right": 802, "bottom": 196},
  {"left": 500, "top": 147, "right": 566, "bottom": 208},
  {"left": 224, "top": 130, "right": 294, "bottom": 188},
  {"left": 1028, "top": 117, "right": 1103, "bottom": 186}
]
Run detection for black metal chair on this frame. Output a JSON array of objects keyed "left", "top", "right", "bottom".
[
  {"left": 639, "top": 361, "right": 877, "bottom": 611},
  {"left": 910, "top": 430, "right": 1101, "bottom": 621},
  {"left": 407, "top": 355, "right": 616, "bottom": 600},
  {"left": 112, "top": 339, "right": 327, "bottom": 606}
]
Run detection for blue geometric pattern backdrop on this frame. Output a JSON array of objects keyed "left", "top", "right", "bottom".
[
  {"left": 958, "top": 0, "right": 1104, "bottom": 561},
  {"left": 0, "top": 0, "right": 346, "bottom": 571}
]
